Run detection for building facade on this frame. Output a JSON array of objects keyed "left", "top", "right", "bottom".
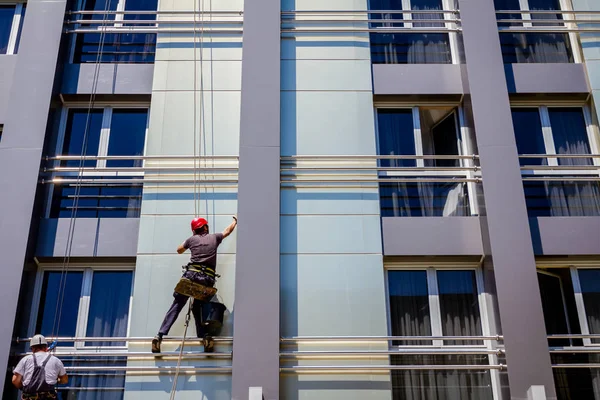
[{"left": 0, "top": 0, "right": 599, "bottom": 399}]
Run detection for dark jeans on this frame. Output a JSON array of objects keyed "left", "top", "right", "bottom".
[{"left": 158, "top": 270, "right": 215, "bottom": 337}]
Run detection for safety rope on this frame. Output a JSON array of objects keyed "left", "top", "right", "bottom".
[
  {"left": 168, "top": 1, "right": 205, "bottom": 397},
  {"left": 169, "top": 300, "right": 193, "bottom": 400},
  {"left": 50, "top": 0, "right": 112, "bottom": 346}
]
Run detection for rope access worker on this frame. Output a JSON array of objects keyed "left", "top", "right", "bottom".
[
  {"left": 12, "top": 335, "right": 68, "bottom": 400},
  {"left": 152, "top": 215, "right": 237, "bottom": 354}
]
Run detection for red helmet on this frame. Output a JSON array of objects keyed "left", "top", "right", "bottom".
[{"left": 191, "top": 217, "right": 208, "bottom": 232}]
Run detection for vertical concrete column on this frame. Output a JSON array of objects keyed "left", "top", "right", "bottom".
[
  {"left": 458, "top": 0, "right": 557, "bottom": 398},
  {"left": 232, "top": 0, "right": 280, "bottom": 398},
  {"left": 0, "top": 0, "right": 67, "bottom": 390}
]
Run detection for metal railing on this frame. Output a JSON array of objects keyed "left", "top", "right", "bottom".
[
  {"left": 496, "top": 9, "right": 600, "bottom": 33},
  {"left": 549, "top": 334, "right": 600, "bottom": 369},
  {"left": 280, "top": 335, "right": 504, "bottom": 374}
]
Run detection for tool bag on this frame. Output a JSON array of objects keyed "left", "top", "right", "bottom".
[
  {"left": 174, "top": 278, "right": 217, "bottom": 302},
  {"left": 202, "top": 301, "right": 227, "bottom": 336}
]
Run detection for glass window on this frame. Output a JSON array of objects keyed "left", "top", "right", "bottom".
[
  {"left": 107, "top": 109, "right": 147, "bottom": 167},
  {"left": 61, "top": 109, "right": 103, "bottom": 167},
  {"left": 35, "top": 269, "right": 133, "bottom": 347},
  {"left": 495, "top": 0, "right": 573, "bottom": 63},
  {"left": 548, "top": 108, "right": 593, "bottom": 166},
  {"left": 51, "top": 184, "right": 143, "bottom": 218},
  {"left": 377, "top": 109, "right": 416, "bottom": 168},
  {"left": 438, "top": 270, "right": 483, "bottom": 345},
  {"left": 388, "top": 271, "right": 431, "bottom": 345},
  {"left": 369, "top": 0, "right": 452, "bottom": 64},
  {"left": 512, "top": 108, "right": 546, "bottom": 166},
  {"left": 73, "top": 0, "right": 158, "bottom": 63},
  {"left": 86, "top": 271, "right": 133, "bottom": 346},
  {"left": 36, "top": 272, "right": 84, "bottom": 346},
  {"left": 0, "top": 5, "right": 15, "bottom": 54},
  {"left": 380, "top": 182, "right": 470, "bottom": 217},
  {"left": 387, "top": 268, "right": 493, "bottom": 400},
  {"left": 578, "top": 269, "right": 600, "bottom": 344}
]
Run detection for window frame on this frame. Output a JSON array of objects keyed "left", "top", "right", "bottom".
[
  {"left": 570, "top": 265, "right": 600, "bottom": 347},
  {"left": 384, "top": 262, "right": 502, "bottom": 400},
  {"left": 27, "top": 264, "right": 135, "bottom": 350},
  {"left": 68, "top": 0, "right": 160, "bottom": 63},
  {"left": 45, "top": 103, "right": 150, "bottom": 218},
  {"left": 512, "top": 103, "right": 600, "bottom": 174},
  {"left": 369, "top": 0, "right": 460, "bottom": 64},
  {"left": 374, "top": 103, "right": 480, "bottom": 215},
  {"left": 1, "top": 2, "right": 25, "bottom": 55},
  {"left": 500, "top": 0, "right": 582, "bottom": 63}
]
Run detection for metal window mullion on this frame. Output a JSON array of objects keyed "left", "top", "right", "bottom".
[
  {"left": 97, "top": 107, "right": 112, "bottom": 168},
  {"left": 540, "top": 106, "right": 558, "bottom": 166},
  {"left": 441, "top": 0, "right": 459, "bottom": 64},
  {"left": 520, "top": 0, "right": 533, "bottom": 28},
  {"left": 7, "top": 4, "right": 23, "bottom": 55},
  {"left": 475, "top": 268, "right": 503, "bottom": 400},
  {"left": 427, "top": 268, "right": 444, "bottom": 347},
  {"left": 403, "top": 0, "right": 412, "bottom": 29},
  {"left": 558, "top": 0, "right": 583, "bottom": 63},
  {"left": 124, "top": 270, "right": 135, "bottom": 349},
  {"left": 457, "top": 107, "right": 479, "bottom": 216},
  {"left": 45, "top": 108, "right": 72, "bottom": 218},
  {"left": 412, "top": 107, "right": 425, "bottom": 168},
  {"left": 27, "top": 269, "right": 46, "bottom": 338},
  {"left": 582, "top": 105, "right": 600, "bottom": 168},
  {"left": 570, "top": 267, "right": 592, "bottom": 346},
  {"left": 115, "top": 0, "right": 126, "bottom": 27},
  {"left": 76, "top": 269, "right": 94, "bottom": 349}
]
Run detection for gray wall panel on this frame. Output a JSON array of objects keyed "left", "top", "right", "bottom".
[
  {"left": 505, "top": 63, "right": 590, "bottom": 94},
  {"left": 459, "top": 0, "right": 557, "bottom": 397},
  {"left": 372, "top": 64, "right": 464, "bottom": 95},
  {"left": 232, "top": 0, "right": 280, "bottom": 398},
  {"left": 36, "top": 218, "right": 140, "bottom": 257},
  {"left": 61, "top": 63, "right": 154, "bottom": 94},
  {"left": 382, "top": 217, "right": 483, "bottom": 255},
  {"left": 0, "top": 0, "right": 67, "bottom": 391},
  {"left": 530, "top": 217, "right": 600, "bottom": 255},
  {"left": 0, "top": 56, "right": 17, "bottom": 123}
]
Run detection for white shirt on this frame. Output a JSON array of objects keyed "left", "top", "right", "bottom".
[{"left": 14, "top": 353, "right": 66, "bottom": 386}]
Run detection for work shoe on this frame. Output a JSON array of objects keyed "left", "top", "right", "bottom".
[
  {"left": 151, "top": 336, "right": 162, "bottom": 353},
  {"left": 203, "top": 335, "right": 215, "bottom": 353}
]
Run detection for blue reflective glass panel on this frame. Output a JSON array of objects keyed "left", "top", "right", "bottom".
[
  {"left": 36, "top": 272, "right": 84, "bottom": 346},
  {"left": 106, "top": 109, "right": 148, "bottom": 167},
  {"left": 0, "top": 6, "right": 15, "bottom": 54},
  {"left": 51, "top": 184, "right": 142, "bottom": 218},
  {"left": 86, "top": 271, "right": 133, "bottom": 346},
  {"left": 388, "top": 271, "right": 431, "bottom": 345},
  {"left": 377, "top": 109, "right": 416, "bottom": 167},
  {"left": 61, "top": 109, "right": 103, "bottom": 167},
  {"left": 14, "top": 5, "right": 25, "bottom": 53},
  {"left": 511, "top": 108, "right": 546, "bottom": 166},
  {"left": 578, "top": 269, "right": 600, "bottom": 344},
  {"left": 548, "top": 108, "right": 593, "bottom": 166}
]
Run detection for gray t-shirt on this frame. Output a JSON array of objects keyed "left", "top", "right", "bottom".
[
  {"left": 183, "top": 232, "right": 224, "bottom": 269},
  {"left": 14, "top": 353, "right": 66, "bottom": 386}
]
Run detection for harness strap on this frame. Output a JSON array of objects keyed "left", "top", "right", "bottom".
[{"left": 185, "top": 264, "right": 219, "bottom": 278}]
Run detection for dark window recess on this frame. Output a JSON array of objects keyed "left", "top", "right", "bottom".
[
  {"left": 377, "top": 109, "right": 416, "bottom": 168},
  {"left": 61, "top": 109, "right": 103, "bottom": 167},
  {"left": 51, "top": 184, "right": 143, "bottom": 218},
  {"left": 369, "top": 0, "right": 451, "bottom": 64},
  {"left": 0, "top": 5, "right": 15, "bottom": 54},
  {"left": 523, "top": 181, "right": 600, "bottom": 217},
  {"left": 0, "top": 124, "right": 3, "bottom": 142},
  {"left": 36, "top": 271, "right": 84, "bottom": 347},
  {"left": 499, "top": 33, "right": 573, "bottom": 64},
  {"left": 548, "top": 108, "right": 593, "bottom": 166},
  {"left": 85, "top": 271, "right": 133, "bottom": 346},
  {"left": 73, "top": 0, "right": 158, "bottom": 63},
  {"left": 107, "top": 109, "right": 147, "bottom": 167},
  {"left": 512, "top": 108, "right": 546, "bottom": 166}
]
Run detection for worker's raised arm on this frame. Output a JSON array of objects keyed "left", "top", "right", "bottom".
[{"left": 222, "top": 216, "right": 237, "bottom": 239}]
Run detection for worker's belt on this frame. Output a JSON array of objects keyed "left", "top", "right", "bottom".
[
  {"left": 185, "top": 263, "right": 220, "bottom": 278},
  {"left": 22, "top": 391, "right": 57, "bottom": 400}
]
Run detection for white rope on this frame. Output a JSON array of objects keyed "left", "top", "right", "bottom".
[{"left": 51, "top": 0, "right": 112, "bottom": 345}]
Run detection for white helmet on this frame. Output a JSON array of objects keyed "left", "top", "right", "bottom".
[{"left": 30, "top": 334, "right": 48, "bottom": 348}]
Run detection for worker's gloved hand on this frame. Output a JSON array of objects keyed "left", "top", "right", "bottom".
[
  {"left": 232, "top": 215, "right": 237, "bottom": 222},
  {"left": 48, "top": 340, "right": 58, "bottom": 351}
]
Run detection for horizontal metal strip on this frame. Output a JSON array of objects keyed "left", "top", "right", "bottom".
[
  {"left": 15, "top": 336, "right": 233, "bottom": 343},
  {"left": 280, "top": 365, "right": 504, "bottom": 373},
  {"left": 281, "top": 335, "right": 502, "bottom": 342}
]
